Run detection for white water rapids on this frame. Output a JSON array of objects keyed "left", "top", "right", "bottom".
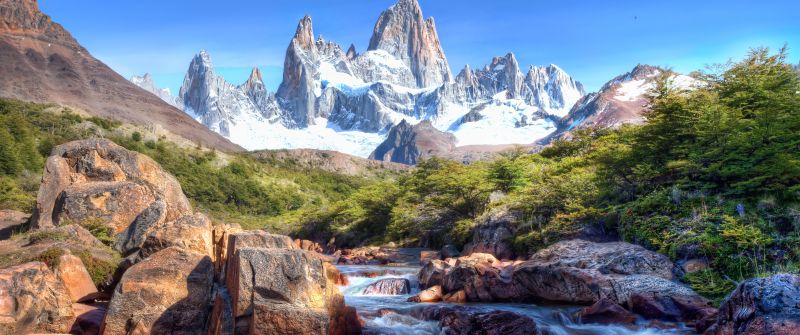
[{"left": 336, "top": 264, "right": 698, "bottom": 335}]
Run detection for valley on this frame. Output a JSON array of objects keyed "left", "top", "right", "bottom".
[{"left": 0, "top": 0, "right": 798, "bottom": 334}]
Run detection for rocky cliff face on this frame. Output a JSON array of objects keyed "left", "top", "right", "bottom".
[
  {"left": 369, "top": 119, "right": 456, "bottom": 165},
  {"left": 0, "top": 0, "right": 240, "bottom": 152},
  {"left": 367, "top": 0, "right": 452, "bottom": 88},
  {"left": 167, "top": 0, "right": 590, "bottom": 158},
  {"left": 178, "top": 51, "right": 281, "bottom": 137}
]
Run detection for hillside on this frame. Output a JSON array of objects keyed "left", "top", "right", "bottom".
[
  {"left": 0, "top": 0, "right": 240, "bottom": 152},
  {"left": 0, "top": 98, "right": 401, "bottom": 231}
]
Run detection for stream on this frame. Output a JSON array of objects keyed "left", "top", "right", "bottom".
[{"left": 336, "top": 264, "right": 698, "bottom": 335}]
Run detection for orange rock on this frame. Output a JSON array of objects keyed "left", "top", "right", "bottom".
[
  {"left": 55, "top": 254, "right": 98, "bottom": 303},
  {"left": 0, "top": 262, "right": 74, "bottom": 333},
  {"left": 419, "top": 250, "right": 440, "bottom": 265},
  {"left": 443, "top": 290, "right": 467, "bottom": 303},
  {"left": 407, "top": 285, "right": 443, "bottom": 303}
]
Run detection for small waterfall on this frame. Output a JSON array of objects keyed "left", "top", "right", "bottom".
[{"left": 337, "top": 264, "right": 697, "bottom": 335}]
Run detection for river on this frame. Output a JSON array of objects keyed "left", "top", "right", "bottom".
[{"left": 336, "top": 264, "right": 698, "bottom": 335}]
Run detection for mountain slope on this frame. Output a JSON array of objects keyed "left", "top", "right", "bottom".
[
  {"left": 545, "top": 64, "right": 699, "bottom": 141},
  {"left": 0, "top": 0, "right": 240, "bottom": 152}
]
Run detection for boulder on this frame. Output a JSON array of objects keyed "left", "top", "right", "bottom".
[
  {"left": 0, "top": 262, "right": 74, "bottom": 333},
  {"left": 294, "top": 239, "right": 324, "bottom": 253},
  {"left": 32, "top": 139, "right": 191, "bottom": 230},
  {"left": 705, "top": 273, "right": 800, "bottom": 335},
  {"left": 407, "top": 285, "right": 443, "bottom": 303},
  {"left": 411, "top": 306, "right": 540, "bottom": 335},
  {"left": 225, "top": 246, "right": 358, "bottom": 334},
  {"left": 615, "top": 275, "right": 715, "bottom": 322},
  {"left": 440, "top": 244, "right": 460, "bottom": 259},
  {"left": 54, "top": 253, "right": 98, "bottom": 303},
  {"left": 101, "top": 247, "right": 214, "bottom": 334},
  {"left": 419, "top": 259, "right": 450, "bottom": 287},
  {"left": 419, "top": 250, "right": 440, "bottom": 265},
  {"left": 440, "top": 253, "right": 517, "bottom": 302},
  {"left": 512, "top": 240, "right": 675, "bottom": 304},
  {"left": 578, "top": 298, "right": 637, "bottom": 325},
  {"left": 0, "top": 210, "right": 29, "bottom": 240},
  {"left": 443, "top": 290, "right": 467, "bottom": 303},
  {"left": 137, "top": 213, "right": 213, "bottom": 260},
  {"left": 227, "top": 247, "right": 330, "bottom": 318},
  {"left": 53, "top": 181, "right": 156, "bottom": 234},
  {"left": 362, "top": 278, "right": 411, "bottom": 295},
  {"left": 463, "top": 209, "right": 517, "bottom": 260}
]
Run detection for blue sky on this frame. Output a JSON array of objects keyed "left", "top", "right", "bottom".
[{"left": 39, "top": 0, "right": 800, "bottom": 94}]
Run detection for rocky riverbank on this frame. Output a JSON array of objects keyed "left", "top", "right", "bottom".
[{"left": 0, "top": 139, "right": 360, "bottom": 334}]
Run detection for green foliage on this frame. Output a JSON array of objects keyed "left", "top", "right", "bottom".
[
  {"left": 684, "top": 269, "right": 737, "bottom": 306},
  {"left": 75, "top": 218, "right": 116, "bottom": 247},
  {"left": 34, "top": 247, "right": 65, "bottom": 269},
  {"left": 26, "top": 230, "right": 68, "bottom": 245},
  {"left": 74, "top": 249, "right": 119, "bottom": 286}
]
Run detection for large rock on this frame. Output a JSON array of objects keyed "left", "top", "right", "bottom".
[
  {"left": 31, "top": 139, "right": 194, "bottom": 257},
  {"left": 101, "top": 247, "right": 214, "bottom": 334},
  {"left": 33, "top": 139, "right": 191, "bottom": 229},
  {"left": 411, "top": 305, "right": 540, "bottom": 335},
  {"left": 463, "top": 208, "right": 517, "bottom": 260},
  {"left": 513, "top": 239, "right": 675, "bottom": 303},
  {"left": 55, "top": 253, "right": 98, "bottom": 303},
  {"left": 212, "top": 223, "right": 242, "bottom": 281},
  {"left": 137, "top": 213, "right": 213, "bottom": 260},
  {"left": 362, "top": 278, "right": 411, "bottom": 295},
  {"left": 419, "top": 259, "right": 450, "bottom": 287},
  {"left": 0, "top": 262, "right": 75, "bottom": 333},
  {"left": 705, "top": 273, "right": 800, "bottom": 335},
  {"left": 225, "top": 245, "right": 358, "bottom": 335}
]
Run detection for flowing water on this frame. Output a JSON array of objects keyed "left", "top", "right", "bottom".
[{"left": 336, "top": 264, "right": 698, "bottom": 335}]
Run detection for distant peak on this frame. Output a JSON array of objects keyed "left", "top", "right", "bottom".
[
  {"left": 293, "top": 15, "right": 315, "bottom": 49},
  {"left": 346, "top": 44, "right": 357, "bottom": 60},
  {"left": 248, "top": 67, "right": 263, "bottom": 83}
]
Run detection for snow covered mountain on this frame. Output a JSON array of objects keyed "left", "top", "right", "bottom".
[
  {"left": 129, "top": 73, "right": 182, "bottom": 109},
  {"left": 547, "top": 64, "right": 700, "bottom": 142},
  {"left": 156, "top": 0, "right": 588, "bottom": 161}
]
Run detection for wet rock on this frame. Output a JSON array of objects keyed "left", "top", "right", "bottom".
[
  {"left": 54, "top": 253, "right": 98, "bottom": 303},
  {"left": 615, "top": 275, "right": 715, "bottom": 322},
  {"left": 407, "top": 285, "right": 443, "bottom": 303},
  {"left": 420, "top": 250, "right": 440, "bottom": 265},
  {"left": 705, "top": 273, "right": 800, "bottom": 335},
  {"left": 338, "top": 246, "right": 415, "bottom": 265},
  {"left": 411, "top": 305, "right": 540, "bottom": 335},
  {"left": 441, "top": 244, "right": 461, "bottom": 259},
  {"left": 0, "top": 262, "right": 74, "bottom": 333},
  {"left": 513, "top": 239, "right": 675, "bottom": 304},
  {"left": 101, "top": 247, "right": 213, "bottom": 334},
  {"left": 443, "top": 290, "right": 467, "bottom": 303},
  {"left": 578, "top": 298, "right": 636, "bottom": 325},
  {"left": 441, "top": 253, "right": 517, "bottom": 302},
  {"left": 463, "top": 208, "right": 517, "bottom": 260},
  {"left": 363, "top": 278, "right": 411, "bottom": 295},
  {"left": 419, "top": 259, "right": 450, "bottom": 287}
]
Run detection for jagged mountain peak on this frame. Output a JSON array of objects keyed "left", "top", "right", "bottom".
[
  {"left": 367, "top": 0, "right": 452, "bottom": 88},
  {"left": 293, "top": 15, "right": 315, "bottom": 50},
  {"left": 345, "top": 44, "right": 357, "bottom": 60},
  {"left": 246, "top": 67, "right": 263, "bottom": 85}
]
